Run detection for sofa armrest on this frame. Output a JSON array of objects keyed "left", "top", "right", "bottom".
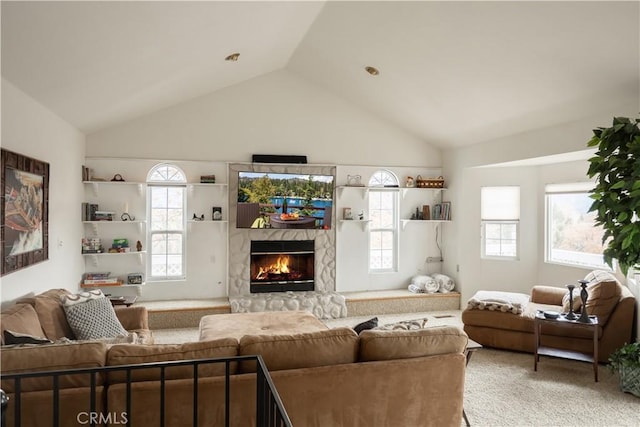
[
  {"left": 114, "top": 306, "right": 149, "bottom": 330},
  {"left": 531, "top": 286, "right": 566, "bottom": 305}
]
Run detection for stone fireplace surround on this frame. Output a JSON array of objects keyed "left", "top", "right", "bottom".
[{"left": 228, "top": 163, "right": 337, "bottom": 297}]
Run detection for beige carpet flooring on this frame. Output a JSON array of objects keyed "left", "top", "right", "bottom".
[{"left": 152, "top": 311, "right": 640, "bottom": 426}]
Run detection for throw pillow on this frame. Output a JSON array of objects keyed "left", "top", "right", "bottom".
[
  {"left": 585, "top": 280, "right": 621, "bottom": 324},
  {"left": 62, "top": 290, "right": 128, "bottom": 340},
  {"left": 584, "top": 270, "right": 620, "bottom": 285},
  {"left": 353, "top": 317, "right": 378, "bottom": 334},
  {"left": 3, "top": 329, "right": 52, "bottom": 345},
  {"left": 374, "top": 318, "right": 429, "bottom": 331}
]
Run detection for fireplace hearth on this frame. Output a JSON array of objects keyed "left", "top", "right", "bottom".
[{"left": 250, "top": 240, "right": 314, "bottom": 293}]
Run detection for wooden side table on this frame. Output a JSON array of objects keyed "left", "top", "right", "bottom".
[
  {"left": 533, "top": 312, "right": 599, "bottom": 381},
  {"left": 109, "top": 296, "right": 137, "bottom": 307}
]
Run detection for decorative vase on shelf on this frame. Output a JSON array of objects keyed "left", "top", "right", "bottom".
[
  {"left": 565, "top": 284, "right": 577, "bottom": 320},
  {"left": 578, "top": 280, "right": 590, "bottom": 323}
]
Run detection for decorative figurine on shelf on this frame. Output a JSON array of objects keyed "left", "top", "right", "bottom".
[
  {"left": 578, "top": 279, "right": 591, "bottom": 323},
  {"left": 110, "top": 174, "right": 125, "bottom": 182},
  {"left": 212, "top": 207, "right": 222, "bottom": 221},
  {"left": 136, "top": 240, "right": 142, "bottom": 252},
  {"left": 358, "top": 210, "right": 365, "bottom": 220},
  {"left": 121, "top": 213, "right": 135, "bottom": 221},
  {"left": 192, "top": 213, "right": 205, "bottom": 221},
  {"left": 565, "top": 284, "right": 578, "bottom": 320},
  {"left": 406, "top": 176, "right": 415, "bottom": 188},
  {"left": 347, "top": 175, "right": 363, "bottom": 187}
]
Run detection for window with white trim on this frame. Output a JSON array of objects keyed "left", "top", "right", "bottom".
[
  {"left": 368, "top": 170, "right": 399, "bottom": 271},
  {"left": 147, "top": 164, "right": 186, "bottom": 280},
  {"left": 545, "top": 182, "right": 612, "bottom": 270},
  {"left": 481, "top": 186, "right": 520, "bottom": 259}
]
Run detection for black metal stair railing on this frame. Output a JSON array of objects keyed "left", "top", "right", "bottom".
[{"left": 0, "top": 354, "right": 292, "bottom": 427}]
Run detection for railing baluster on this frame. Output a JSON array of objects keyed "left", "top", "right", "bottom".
[
  {"left": 90, "top": 372, "right": 96, "bottom": 427},
  {"left": 192, "top": 363, "right": 198, "bottom": 427},
  {"left": 160, "top": 367, "right": 166, "bottom": 427},
  {"left": 52, "top": 375, "right": 59, "bottom": 427},
  {"left": 225, "top": 360, "right": 230, "bottom": 427},
  {"left": 14, "top": 378, "right": 21, "bottom": 427},
  {"left": 126, "top": 368, "right": 132, "bottom": 427}
]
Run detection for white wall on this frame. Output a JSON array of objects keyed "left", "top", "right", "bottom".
[
  {"left": 83, "top": 158, "right": 229, "bottom": 301},
  {"left": 86, "top": 69, "right": 441, "bottom": 168},
  {"left": 84, "top": 70, "right": 444, "bottom": 298},
  {"left": 444, "top": 104, "right": 639, "bottom": 304},
  {"left": 1, "top": 79, "right": 85, "bottom": 304},
  {"left": 335, "top": 165, "right": 448, "bottom": 292}
]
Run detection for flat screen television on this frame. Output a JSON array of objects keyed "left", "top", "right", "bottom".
[{"left": 237, "top": 172, "right": 334, "bottom": 230}]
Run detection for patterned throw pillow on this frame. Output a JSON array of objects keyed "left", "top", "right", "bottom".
[
  {"left": 353, "top": 317, "right": 378, "bottom": 334},
  {"left": 374, "top": 318, "right": 429, "bottom": 331},
  {"left": 62, "top": 290, "right": 127, "bottom": 340},
  {"left": 3, "top": 329, "right": 52, "bottom": 345}
]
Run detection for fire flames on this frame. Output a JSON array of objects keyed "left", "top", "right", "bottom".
[{"left": 256, "top": 256, "right": 291, "bottom": 280}]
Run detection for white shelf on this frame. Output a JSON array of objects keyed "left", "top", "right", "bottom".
[
  {"left": 187, "top": 220, "right": 228, "bottom": 223},
  {"left": 400, "top": 219, "right": 451, "bottom": 230},
  {"left": 83, "top": 181, "right": 145, "bottom": 196},
  {"left": 82, "top": 251, "right": 146, "bottom": 267},
  {"left": 400, "top": 187, "right": 446, "bottom": 199},
  {"left": 83, "top": 220, "right": 146, "bottom": 235},
  {"left": 338, "top": 219, "right": 371, "bottom": 230},
  {"left": 186, "top": 183, "right": 227, "bottom": 187}
]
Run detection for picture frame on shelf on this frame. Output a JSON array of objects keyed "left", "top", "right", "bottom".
[
  {"left": 343, "top": 207, "right": 353, "bottom": 220},
  {"left": 1, "top": 149, "right": 50, "bottom": 276}
]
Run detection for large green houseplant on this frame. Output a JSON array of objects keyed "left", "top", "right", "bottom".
[
  {"left": 608, "top": 342, "right": 640, "bottom": 397},
  {"left": 587, "top": 116, "right": 640, "bottom": 275}
]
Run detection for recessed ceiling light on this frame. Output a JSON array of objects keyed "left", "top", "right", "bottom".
[
  {"left": 365, "top": 66, "right": 380, "bottom": 76},
  {"left": 225, "top": 53, "right": 240, "bottom": 62}
]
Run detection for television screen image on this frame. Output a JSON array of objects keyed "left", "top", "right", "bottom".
[{"left": 237, "top": 172, "right": 334, "bottom": 230}]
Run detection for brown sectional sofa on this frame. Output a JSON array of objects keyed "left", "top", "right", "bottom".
[
  {"left": 0, "top": 288, "right": 153, "bottom": 345},
  {"left": 462, "top": 280, "right": 636, "bottom": 362},
  {"left": 1, "top": 323, "right": 469, "bottom": 426}
]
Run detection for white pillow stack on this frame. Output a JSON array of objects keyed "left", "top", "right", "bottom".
[{"left": 408, "top": 274, "right": 454, "bottom": 293}]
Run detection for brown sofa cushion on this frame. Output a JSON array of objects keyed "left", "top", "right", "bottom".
[
  {"left": 359, "top": 326, "right": 468, "bottom": 362},
  {"left": 34, "top": 289, "right": 75, "bottom": 340},
  {"left": 106, "top": 338, "right": 239, "bottom": 383},
  {"left": 0, "top": 341, "right": 107, "bottom": 392},
  {"left": 584, "top": 280, "right": 621, "bottom": 324},
  {"left": 239, "top": 327, "right": 358, "bottom": 373},
  {"left": 0, "top": 304, "right": 47, "bottom": 345}
]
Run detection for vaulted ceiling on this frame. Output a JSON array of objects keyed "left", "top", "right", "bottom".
[{"left": 2, "top": 1, "right": 638, "bottom": 149}]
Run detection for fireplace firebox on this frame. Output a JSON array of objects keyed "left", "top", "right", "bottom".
[{"left": 250, "top": 240, "right": 314, "bottom": 293}]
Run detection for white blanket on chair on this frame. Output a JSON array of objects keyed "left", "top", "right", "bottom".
[{"left": 467, "top": 291, "right": 529, "bottom": 314}]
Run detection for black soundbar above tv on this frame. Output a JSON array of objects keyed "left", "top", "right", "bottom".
[{"left": 252, "top": 154, "right": 307, "bottom": 164}]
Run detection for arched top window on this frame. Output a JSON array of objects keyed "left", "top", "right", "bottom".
[
  {"left": 147, "top": 164, "right": 186, "bottom": 183},
  {"left": 368, "top": 170, "right": 399, "bottom": 187}
]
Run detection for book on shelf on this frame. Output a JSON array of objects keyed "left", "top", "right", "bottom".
[
  {"left": 84, "top": 272, "right": 110, "bottom": 280},
  {"left": 82, "top": 203, "right": 99, "bottom": 221},
  {"left": 94, "top": 210, "right": 115, "bottom": 221},
  {"left": 81, "top": 278, "right": 122, "bottom": 287}
]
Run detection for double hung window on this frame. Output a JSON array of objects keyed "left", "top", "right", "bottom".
[
  {"left": 545, "top": 183, "right": 611, "bottom": 270},
  {"left": 481, "top": 186, "right": 520, "bottom": 259},
  {"left": 147, "top": 164, "right": 186, "bottom": 280}
]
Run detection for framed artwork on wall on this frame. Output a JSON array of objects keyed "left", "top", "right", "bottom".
[{"left": 1, "top": 149, "right": 50, "bottom": 275}]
